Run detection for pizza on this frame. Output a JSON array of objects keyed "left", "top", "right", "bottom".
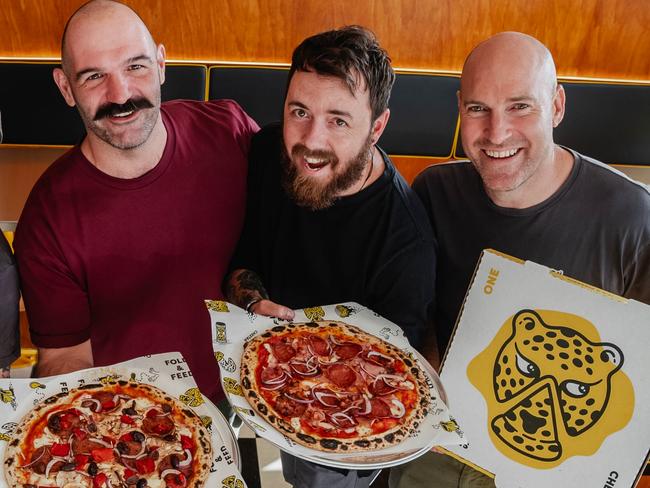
[
  {"left": 3, "top": 381, "right": 212, "bottom": 488},
  {"left": 240, "top": 321, "right": 430, "bottom": 452}
]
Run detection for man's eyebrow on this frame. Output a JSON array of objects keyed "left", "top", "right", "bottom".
[
  {"left": 287, "top": 101, "right": 353, "bottom": 118},
  {"left": 74, "top": 54, "right": 153, "bottom": 82},
  {"left": 462, "top": 95, "right": 536, "bottom": 106}
]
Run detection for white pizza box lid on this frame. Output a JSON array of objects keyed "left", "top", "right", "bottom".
[
  {"left": 0, "top": 352, "right": 245, "bottom": 488},
  {"left": 205, "top": 300, "right": 465, "bottom": 469},
  {"left": 439, "top": 249, "right": 650, "bottom": 488}
]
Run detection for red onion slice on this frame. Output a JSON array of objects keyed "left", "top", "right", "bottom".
[
  {"left": 356, "top": 396, "right": 372, "bottom": 416},
  {"left": 289, "top": 362, "right": 319, "bottom": 376},
  {"left": 261, "top": 380, "right": 288, "bottom": 391},
  {"left": 161, "top": 468, "right": 183, "bottom": 480},
  {"left": 329, "top": 412, "right": 358, "bottom": 427},
  {"left": 366, "top": 350, "right": 394, "bottom": 365},
  {"left": 261, "top": 370, "right": 287, "bottom": 385},
  {"left": 283, "top": 392, "right": 314, "bottom": 404},
  {"left": 20, "top": 448, "right": 47, "bottom": 468},
  {"left": 44, "top": 457, "right": 66, "bottom": 478},
  {"left": 314, "top": 391, "right": 339, "bottom": 407},
  {"left": 391, "top": 398, "right": 406, "bottom": 418},
  {"left": 177, "top": 449, "right": 193, "bottom": 468},
  {"left": 90, "top": 437, "right": 113, "bottom": 448}
]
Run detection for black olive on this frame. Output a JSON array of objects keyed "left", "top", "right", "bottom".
[
  {"left": 116, "top": 441, "right": 128, "bottom": 454},
  {"left": 123, "top": 407, "right": 137, "bottom": 416},
  {"left": 87, "top": 422, "right": 97, "bottom": 433},
  {"left": 87, "top": 462, "right": 98, "bottom": 476},
  {"left": 47, "top": 414, "right": 61, "bottom": 432},
  {"left": 132, "top": 431, "right": 145, "bottom": 442},
  {"left": 170, "top": 454, "right": 179, "bottom": 469},
  {"left": 163, "top": 433, "right": 176, "bottom": 442},
  {"left": 60, "top": 462, "right": 76, "bottom": 471},
  {"left": 150, "top": 449, "right": 160, "bottom": 460},
  {"left": 136, "top": 478, "right": 148, "bottom": 488},
  {"left": 161, "top": 404, "right": 172, "bottom": 413}
]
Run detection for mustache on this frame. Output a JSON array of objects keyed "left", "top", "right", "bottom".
[
  {"left": 290, "top": 144, "right": 338, "bottom": 165},
  {"left": 93, "top": 97, "right": 154, "bottom": 121}
]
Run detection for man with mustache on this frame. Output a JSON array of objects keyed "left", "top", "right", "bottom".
[
  {"left": 390, "top": 31, "right": 650, "bottom": 488},
  {"left": 226, "top": 26, "right": 436, "bottom": 488},
  {"left": 13, "top": 0, "right": 258, "bottom": 404}
]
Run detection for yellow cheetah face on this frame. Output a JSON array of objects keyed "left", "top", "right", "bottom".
[{"left": 468, "top": 309, "right": 633, "bottom": 468}]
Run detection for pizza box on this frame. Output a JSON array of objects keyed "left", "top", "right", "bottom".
[
  {"left": 205, "top": 300, "right": 466, "bottom": 469},
  {"left": 0, "top": 352, "right": 245, "bottom": 488},
  {"left": 439, "top": 249, "right": 650, "bottom": 488}
]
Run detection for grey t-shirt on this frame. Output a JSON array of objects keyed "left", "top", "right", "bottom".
[
  {"left": 0, "top": 232, "right": 20, "bottom": 368},
  {"left": 413, "top": 148, "right": 650, "bottom": 354}
]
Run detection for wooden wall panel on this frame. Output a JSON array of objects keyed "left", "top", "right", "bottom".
[{"left": 0, "top": 0, "right": 648, "bottom": 80}]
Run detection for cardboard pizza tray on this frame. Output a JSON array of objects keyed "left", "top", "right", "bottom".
[
  {"left": 439, "top": 250, "right": 650, "bottom": 488},
  {"left": 0, "top": 352, "right": 245, "bottom": 488},
  {"left": 205, "top": 300, "right": 465, "bottom": 469}
]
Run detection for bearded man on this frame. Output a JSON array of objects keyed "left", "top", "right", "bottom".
[{"left": 225, "top": 26, "right": 436, "bottom": 488}]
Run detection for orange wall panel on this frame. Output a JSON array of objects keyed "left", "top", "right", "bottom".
[{"left": 0, "top": 0, "right": 648, "bottom": 80}]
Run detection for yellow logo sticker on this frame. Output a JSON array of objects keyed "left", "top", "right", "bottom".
[
  {"left": 206, "top": 300, "right": 230, "bottom": 312},
  {"left": 467, "top": 309, "right": 633, "bottom": 468},
  {"left": 0, "top": 433, "right": 11, "bottom": 442},
  {"left": 335, "top": 304, "right": 355, "bottom": 318},
  {"left": 200, "top": 415, "right": 213, "bottom": 430},
  {"left": 29, "top": 382, "right": 46, "bottom": 390},
  {"left": 0, "top": 386, "right": 16, "bottom": 407},
  {"left": 179, "top": 388, "right": 204, "bottom": 407},
  {"left": 304, "top": 306, "right": 325, "bottom": 321},
  {"left": 222, "top": 377, "right": 243, "bottom": 396},
  {"left": 222, "top": 475, "right": 245, "bottom": 488}
]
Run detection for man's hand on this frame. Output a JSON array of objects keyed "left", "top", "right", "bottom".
[
  {"left": 35, "top": 339, "right": 93, "bottom": 377},
  {"left": 249, "top": 299, "right": 295, "bottom": 321}
]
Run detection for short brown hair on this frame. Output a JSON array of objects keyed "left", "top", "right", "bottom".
[{"left": 288, "top": 26, "right": 395, "bottom": 121}]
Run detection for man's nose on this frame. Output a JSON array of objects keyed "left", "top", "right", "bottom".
[
  {"left": 485, "top": 111, "right": 511, "bottom": 145},
  {"left": 105, "top": 73, "right": 131, "bottom": 105},
  {"left": 301, "top": 119, "right": 328, "bottom": 149}
]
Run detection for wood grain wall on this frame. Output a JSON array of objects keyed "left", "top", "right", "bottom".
[{"left": 0, "top": 0, "right": 648, "bottom": 80}]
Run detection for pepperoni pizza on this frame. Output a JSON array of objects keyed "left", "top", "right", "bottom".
[
  {"left": 240, "top": 321, "right": 430, "bottom": 452},
  {"left": 3, "top": 382, "right": 212, "bottom": 488}
]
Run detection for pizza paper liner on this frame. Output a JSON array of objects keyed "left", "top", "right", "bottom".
[
  {"left": 206, "top": 300, "right": 466, "bottom": 469},
  {"left": 0, "top": 352, "right": 246, "bottom": 488}
]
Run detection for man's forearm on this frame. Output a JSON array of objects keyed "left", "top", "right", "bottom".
[
  {"left": 34, "top": 340, "right": 94, "bottom": 378},
  {"left": 225, "top": 269, "right": 270, "bottom": 308}
]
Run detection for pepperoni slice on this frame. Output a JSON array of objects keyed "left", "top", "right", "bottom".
[
  {"left": 326, "top": 364, "right": 356, "bottom": 388},
  {"left": 271, "top": 342, "right": 297, "bottom": 362},
  {"left": 335, "top": 343, "right": 362, "bottom": 360},
  {"left": 370, "top": 378, "right": 397, "bottom": 396},
  {"left": 261, "top": 366, "right": 285, "bottom": 384},
  {"left": 47, "top": 409, "right": 82, "bottom": 438},
  {"left": 142, "top": 413, "right": 174, "bottom": 437},
  {"left": 274, "top": 396, "right": 308, "bottom": 417},
  {"left": 369, "top": 398, "right": 392, "bottom": 418},
  {"left": 308, "top": 335, "right": 331, "bottom": 356}
]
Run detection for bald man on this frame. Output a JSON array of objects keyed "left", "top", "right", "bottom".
[
  {"left": 389, "top": 32, "right": 650, "bottom": 488},
  {"left": 14, "top": 0, "right": 258, "bottom": 403}
]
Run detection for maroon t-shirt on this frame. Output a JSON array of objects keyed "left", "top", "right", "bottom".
[{"left": 15, "top": 99, "right": 259, "bottom": 403}]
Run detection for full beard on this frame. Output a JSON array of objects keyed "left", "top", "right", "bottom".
[{"left": 281, "top": 134, "right": 373, "bottom": 210}]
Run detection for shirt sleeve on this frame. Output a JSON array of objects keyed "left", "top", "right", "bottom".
[
  {"left": 624, "top": 240, "right": 650, "bottom": 305},
  {"left": 0, "top": 233, "right": 20, "bottom": 367},
  {"left": 14, "top": 191, "right": 91, "bottom": 349}
]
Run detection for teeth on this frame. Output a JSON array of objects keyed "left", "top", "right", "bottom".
[
  {"left": 113, "top": 110, "right": 134, "bottom": 118},
  {"left": 485, "top": 148, "right": 519, "bottom": 158},
  {"left": 305, "top": 156, "right": 327, "bottom": 164}
]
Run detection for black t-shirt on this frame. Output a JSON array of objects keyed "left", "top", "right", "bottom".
[
  {"left": 413, "top": 149, "right": 650, "bottom": 355},
  {"left": 0, "top": 232, "right": 20, "bottom": 368},
  {"left": 230, "top": 124, "right": 436, "bottom": 350}
]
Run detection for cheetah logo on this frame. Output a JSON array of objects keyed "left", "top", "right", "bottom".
[
  {"left": 468, "top": 309, "right": 633, "bottom": 468},
  {"left": 221, "top": 475, "right": 244, "bottom": 488},
  {"left": 303, "top": 306, "right": 325, "bottom": 321},
  {"left": 335, "top": 304, "right": 357, "bottom": 318},
  {"left": 206, "top": 300, "right": 230, "bottom": 312},
  {"left": 179, "top": 388, "right": 204, "bottom": 407},
  {"left": 222, "top": 377, "right": 243, "bottom": 396},
  {"left": 200, "top": 415, "right": 213, "bottom": 431},
  {"left": 0, "top": 385, "right": 17, "bottom": 410},
  {"left": 98, "top": 374, "right": 120, "bottom": 385},
  {"left": 378, "top": 326, "right": 399, "bottom": 341}
]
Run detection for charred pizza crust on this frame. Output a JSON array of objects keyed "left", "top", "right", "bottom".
[
  {"left": 240, "top": 321, "right": 430, "bottom": 452},
  {"left": 3, "top": 381, "right": 212, "bottom": 488}
]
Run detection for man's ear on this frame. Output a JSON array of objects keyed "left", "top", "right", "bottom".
[
  {"left": 552, "top": 84, "right": 566, "bottom": 128},
  {"left": 370, "top": 108, "right": 390, "bottom": 144},
  {"left": 157, "top": 43, "right": 166, "bottom": 85},
  {"left": 52, "top": 68, "right": 76, "bottom": 108}
]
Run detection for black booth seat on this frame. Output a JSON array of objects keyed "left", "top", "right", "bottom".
[
  {"left": 0, "top": 62, "right": 207, "bottom": 146},
  {"left": 208, "top": 66, "right": 460, "bottom": 158},
  {"left": 454, "top": 81, "right": 650, "bottom": 167}
]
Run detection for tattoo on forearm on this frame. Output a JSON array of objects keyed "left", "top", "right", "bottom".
[{"left": 225, "top": 269, "right": 270, "bottom": 307}]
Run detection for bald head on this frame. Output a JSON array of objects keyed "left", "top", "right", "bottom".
[
  {"left": 461, "top": 32, "right": 558, "bottom": 101},
  {"left": 61, "top": 0, "right": 156, "bottom": 73}
]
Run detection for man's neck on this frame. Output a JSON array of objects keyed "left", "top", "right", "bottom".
[
  {"left": 488, "top": 145, "right": 575, "bottom": 209},
  {"left": 81, "top": 114, "right": 167, "bottom": 179}
]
